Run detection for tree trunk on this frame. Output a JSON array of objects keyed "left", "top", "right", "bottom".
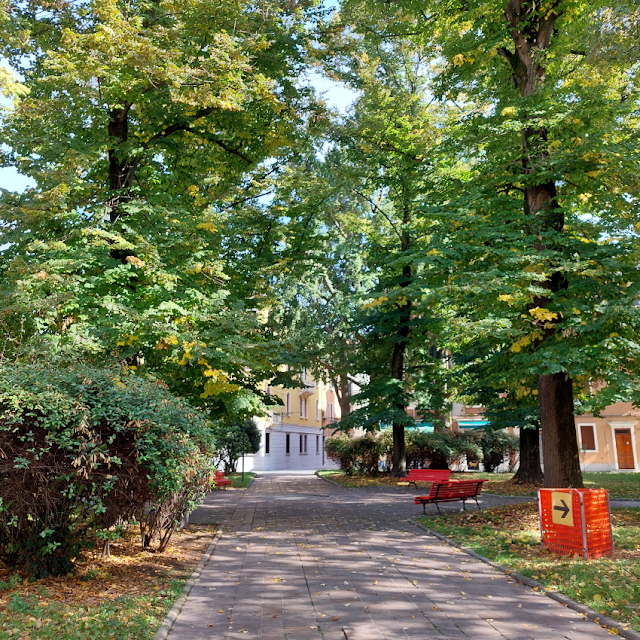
[
  {"left": 339, "top": 374, "right": 351, "bottom": 419},
  {"left": 497, "top": 4, "right": 583, "bottom": 489},
  {"left": 539, "top": 373, "right": 583, "bottom": 487},
  {"left": 391, "top": 422, "right": 406, "bottom": 477},
  {"left": 513, "top": 426, "right": 543, "bottom": 484},
  {"left": 428, "top": 454, "right": 449, "bottom": 470}
]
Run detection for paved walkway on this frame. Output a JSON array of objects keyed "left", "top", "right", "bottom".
[{"left": 169, "top": 473, "right": 613, "bottom": 640}]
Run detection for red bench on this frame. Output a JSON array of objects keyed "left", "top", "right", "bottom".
[
  {"left": 400, "top": 469, "right": 451, "bottom": 489},
  {"left": 212, "top": 470, "right": 232, "bottom": 489},
  {"left": 414, "top": 480, "right": 488, "bottom": 515}
]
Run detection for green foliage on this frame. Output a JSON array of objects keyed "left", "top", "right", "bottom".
[
  {"left": 0, "top": 364, "right": 215, "bottom": 576},
  {"left": 0, "top": 0, "right": 325, "bottom": 418},
  {"left": 400, "top": 430, "right": 482, "bottom": 471},
  {"left": 325, "top": 433, "right": 382, "bottom": 475},
  {"left": 212, "top": 419, "right": 261, "bottom": 473},
  {"left": 326, "top": 429, "right": 485, "bottom": 474},
  {"left": 474, "top": 429, "right": 519, "bottom": 474}
]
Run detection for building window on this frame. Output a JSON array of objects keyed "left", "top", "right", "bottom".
[
  {"left": 316, "top": 435, "right": 319, "bottom": 454},
  {"left": 286, "top": 392, "right": 290, "bottom": 414},
  {"left": 299, "top": 434, "right": 303, "bottom": 454},
  {"left": 304, "top": 434, "right": 308, "bottom": 453},
  {"left": 329, "top": 402, "right": 334, "bottom": 420},
  {"left": 286, "top": 433, "right": 290, "bottom": 454},
  {"left": 299, "top": 396, "right": 303, "bottom": 418},
  {"left": 303, "top": 398, "right": 308, "bottom": 419},
  {"left": 265, "top": 432, "right": 270, "bottom": 454},
  {"left": 579, "top": 424, "right": 597, "bottom": 451},
  {"left": 315, "top": 399, "right": 319, "bottom": 421}
]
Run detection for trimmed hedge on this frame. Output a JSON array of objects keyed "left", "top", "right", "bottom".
[
  {"left": 325, "top": 428, "right": 517, "bottom": 474},
  {"left": 0, "top": 365, "right": 216, "bottom": 576}
]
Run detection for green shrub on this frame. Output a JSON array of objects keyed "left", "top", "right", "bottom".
[
  {"left": 473, "top": 428, "right": 519, "bottom": 473},
  {"left": 0, "top": 365, "right": 215, "bottom": 576},
  {"left": 212, "top": 419, "right": 261, "bottom": 473},
  {"left": 325, "top": 434, "right": 381, "bottom": 475}
]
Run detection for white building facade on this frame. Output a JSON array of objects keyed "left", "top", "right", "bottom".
[{"left": 238, "top": 371, "right": 340, "bottom": 472}]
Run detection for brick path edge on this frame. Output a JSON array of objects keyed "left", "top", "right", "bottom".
[
  {"left": 152, "top": 523, "right": 226, "bottom": 640},
  {"left": 411, "top": 519, "right": 640, "bottom": 640},
  {"left": 313, "top": 469, "right": 345, "bottom": 488}
]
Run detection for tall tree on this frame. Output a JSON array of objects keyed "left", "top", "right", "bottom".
[
  {"left": 349, "top": 0, "right": 640, "bottom": 487},
  {"left": 309, "top": 33, "right": 452, "bottom": 475},
  {"left": 0, "top": 0, "right": 322, "bottom": 415}
]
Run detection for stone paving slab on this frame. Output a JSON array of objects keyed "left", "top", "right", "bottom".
[{"left": 169, "top": 473, "right": 615, "bottom": 640}]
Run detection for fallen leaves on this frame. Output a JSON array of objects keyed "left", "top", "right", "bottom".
[{"left": 0, "top": 524, "right": 217, "bottom": 639}]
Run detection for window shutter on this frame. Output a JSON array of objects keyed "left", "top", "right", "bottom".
[{"left": 580, "top": 425, "right": 596, "bottom": 451}]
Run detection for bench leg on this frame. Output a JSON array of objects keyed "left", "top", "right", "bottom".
[
  {"left": 474, "top": 496, "right": 481, "bottom": 511},
  {"left": 462, "top": 499, "right": 467, "bottom": 511},
  {"left": 435, "top": 501, "right": 441, "bottom": 515},
  {"left": 409, "top": 481, "right": 417, "bottom": 490}
]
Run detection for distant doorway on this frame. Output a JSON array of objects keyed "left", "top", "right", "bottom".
[{"left": 614, "top": 429, "right": 635, "bottom": 469}]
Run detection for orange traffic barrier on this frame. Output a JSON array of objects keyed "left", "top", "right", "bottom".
[{"left": 538, "top": 488, "right": 614, "bottom": 560}]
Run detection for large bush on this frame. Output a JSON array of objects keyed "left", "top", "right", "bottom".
[
  {"left": 325, "top": 434, "right": 381, "bottom": 475},
  {"left": 0, "top": 365, "right": 215, "bottom": 576}
]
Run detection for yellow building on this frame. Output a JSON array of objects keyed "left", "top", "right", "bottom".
[
  {"left": 240, "top": 370, "right": 341, "bottom": 472},
  {"left": 576, "top": 403, "right": 639, "bottom": 472}
]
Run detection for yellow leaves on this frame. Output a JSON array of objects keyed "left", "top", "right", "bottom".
[
  {"left": 501, "top": 107, "right": 517, "bottom": 117},
  {"left": 427, "top": 248, "right": 440, "bottom": 256},
  {"left": 118, "top": 334, "right": 139, "bottom": 347},
  {"left": 200, "top": 369, "right": 240, "bottom": 398},
  {"left": 35, "top": 270, "right": 48, "bottom": 281},
  {"left": 610, "top": 332, "right": 619, "bottom": 338},
  {"left": 572, "top": 307, "right": 581, "bottom": 315},
  {"left": 529, "top": 307, "right": 558, "bottom": 323},
  {"left": 548, "top": 140, "right": 562, "bottom": 150},
  {"left": 498, "top": 294, "right": 514, "bottom": 304},
  {"left": 511, "top": 330, "right": 544, "bottom": 353},
  {"left": 452, "top": 53, "right": 474, "bottom": 67},
  {"left": 361, "top": 296, "right": 388, "bottom": 310},
  {"left": 196, "top": 222, "right": 217, "bottom": 232},
  {"left": 585, "top": 171, "right": 600, "bottom": 178},
  {"left": 578, "top": 193, "right": 593, "bottom": 203},
  {"left": 177, "top": 340, "right": 205, "bottom": 365}
]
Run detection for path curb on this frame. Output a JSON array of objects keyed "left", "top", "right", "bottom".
[
  {"left": 411, "top": 519, "right": 640, "bottom": 640},
  {"left": 314, "top": 470, "right": 344, "bottom": 489},
  {"left": 152, "top": 523, "right": 225, "bottom": 640}
]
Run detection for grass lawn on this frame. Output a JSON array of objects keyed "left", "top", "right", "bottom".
[
  {"left": 418, "top": 504, "right": 640, "bottom": 632},
  {"left": 319, "top": 469, "right": 640, "bottom": 499},
  {"left": 0, "top": 523, "right": 218, "bottom": 640},
  {"left": 227, "top": 471, "right": 255, "bottom": 489}
]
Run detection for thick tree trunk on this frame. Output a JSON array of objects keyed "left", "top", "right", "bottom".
[
  {"left": 497, "top": 4, "right": 583, "bottom": 489},
  {"left": 513, "top": 426, "right": 543, "bottom": 484},
  {"left": 539, "top": 373, "right": 583, "bottom": 487}
]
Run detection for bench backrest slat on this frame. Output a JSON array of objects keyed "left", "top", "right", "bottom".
[
  {"left": 406, "top": 469, "right": 451, "bottom": 482},
  {"left": 433, "top": 480, "right": 486, "bottom": 499}
]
